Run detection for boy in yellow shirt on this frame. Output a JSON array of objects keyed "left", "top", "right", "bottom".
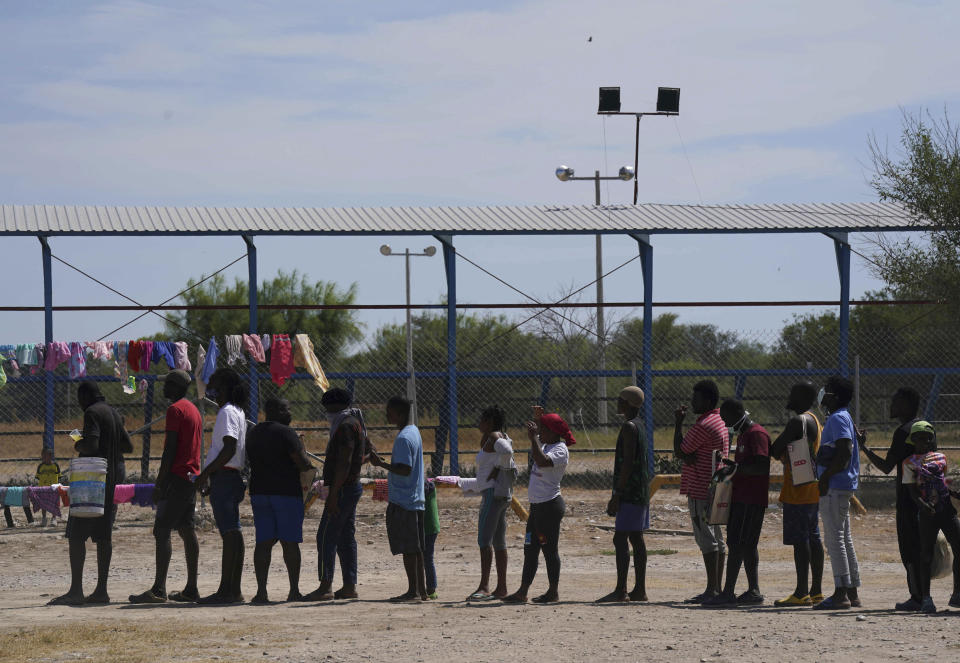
[{"left": 35, "top": 448, "right": 62, "bottom": 527}]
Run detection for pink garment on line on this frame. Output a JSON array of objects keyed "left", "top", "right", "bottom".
[
  {"left": 269, "top": 334, "right": 294, "bottom": 386},
  {"left": 173, "top": 342, "right": 191, "bottom": 371},
  {"left": 113, "top": 484, "right": 135, "bottom": 504},
  {"left": 243, "top": 334, "right": 265, "bottom": 363},
  {"left": 85, "top": 341, "right": 113, "bottom": 361},
  {"left": 44, "top": 342, "right": 70, "bottom": 371},
  {"left": 139, "top": 341, "right": 153, "bottom": 371}
]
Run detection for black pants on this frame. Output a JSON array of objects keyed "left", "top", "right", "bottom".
[
  {"left": 896, "top": 499, "right": 920, "bottom": 565},
  {"left": 918, "top": 507, "right": 960, "bottom": 596},
  {"left": 4, "top": 504, "right": 34, "bottom": 527},
  {"left": 522, "top": 496, "right": 565, "bottom": 587}
]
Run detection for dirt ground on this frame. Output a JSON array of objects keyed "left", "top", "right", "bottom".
[{"left": 1, "top": 488, "right": 959, "bottom": 663}]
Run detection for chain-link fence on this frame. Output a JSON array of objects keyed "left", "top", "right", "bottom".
[{"left": 2, "top": 316, "right": 958, "bottom": 497}]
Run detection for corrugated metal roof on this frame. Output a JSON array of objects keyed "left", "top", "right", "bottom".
[{"left": 0, "top": 202, "right": 924, "bottom": 236}]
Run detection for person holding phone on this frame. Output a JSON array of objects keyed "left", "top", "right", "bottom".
[{"left": 503, "top": 406, "right": 572, "bottom": 604}]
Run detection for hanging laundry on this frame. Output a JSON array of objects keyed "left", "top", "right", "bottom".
[
  {"left": 28, "top": 486, "right": 62, "bottom": 518},
  {"left": 68, "top": 342, "right": 87, "bottom": 379},
  {"left": 0, "top": 486, "right": 6, "bottom": 506},
  {"left": 293, "top": 334, "right": 329, "bottom": 392},
  {"left": 269, "top": 334, "right": 294, "bottom": 386},
  {"left": 115, "top": 341, "right": 129, "bottom": 383},
  {"left": 195, "top": 343, "right": 207, "bottom": 399},
  {"left": 16, "top": 344, "right": 38, "bottom": 366},
  {"left": 132, "top": 484, "right": 154, "bottom": 508},
  {"left": 58, "top": 485, "right": 70, "bottom": 507},
  {"left": 4, "top": 486, "right": 25, "bottom": 507},
  {"left": 33, "top": 344, "right": 45, "bottom": 374},
  {"left": 242, "top": 334, "right": 265, "bottom": 363},
  {"left": 173, "top": 342, "right": 191, "bottom": 371},
  {"left": 84, "top": 341, "right": 113, "bottom": 361},
  {"left": 225, "top": 335, "right": 246, "bottom": 365},
  {"left": 0, "top": 362, "right": 5, "bottom": 388},
  {"left": 201, "top": 337, "right": 219, "bottom": 384},
  {"left": 152, "top": 341, "right": 176, "bottom": 369},
  {"left": 372, "top": 479, "right": 389, "bottom": 502},
  {"left": 127, "top": 340, "right": 142, "bottom": 372},
  {"left": 113, "top": 484, "right": 135, "bottom": 504},
  {"left": 139, "top": 341, "right": 154, "bottom": 371},
  {"left": 44, "top": 342, "right": 70, "bottom": 371},
  {"left": 261, "top": 334, "right": 271, "bottom": 352}
]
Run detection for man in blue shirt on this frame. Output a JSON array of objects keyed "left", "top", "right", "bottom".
[
  {"left": 813, "top": 375, "right": 861, "bottom": 610},
  {"left": 369, "top": 395, "right": 426, "bottom": 601}
]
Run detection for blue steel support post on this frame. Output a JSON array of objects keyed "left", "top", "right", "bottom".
[
  {"left": 243, "top": 235, "right": 260, "bottom": 421},
  {"left": 631, "top": 234, "right": 655, "bottom": 476},
  {"left": 924, "top": 374, "right": 944, "bottom": 421},
  {"left": 39, "top": 236, "right": 54, "bottom": 453},
  {"left": 436, "top": 234, "right": 458, "bottom": 474},
  {"left": 832, "top": 233, "right": 851, "bottom": 377}
]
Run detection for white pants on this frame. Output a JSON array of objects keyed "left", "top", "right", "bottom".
[{"left": 819, "top": 489, "right": 860, "bottom": 588}]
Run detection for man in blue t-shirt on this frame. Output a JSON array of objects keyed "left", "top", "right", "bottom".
[
  {"left": 369, "top": 395, "right": 426, "bottom": 601},
  {"left": 813, "top": 375, "right": 861, "bottom": 610}
]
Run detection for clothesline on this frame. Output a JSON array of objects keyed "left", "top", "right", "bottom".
[{"left": 0, "top": 333, "right": 329, "bottom": 393}]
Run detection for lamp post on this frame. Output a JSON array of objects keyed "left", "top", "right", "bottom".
[
  {"left": 380, "top": 244, "right": 437, "bottom": 425},
  {"left": 554, "top": 165, "right": 635, "bottom": 426}
]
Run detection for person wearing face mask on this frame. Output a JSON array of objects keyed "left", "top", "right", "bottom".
[
  {"left": 769, "top": 381, "right": 824, "bottom": 607},
  {"left": 703, "top": 399, "right": 770, "bottom": 607},
  {"left": 304, "top": 387, "right": 367, "bottom": 601},
  {"left": 813, "top": 375, "right": 861, "bottom": 610},
  {"left": 246, "top": 397, "right": 316, "bottom": 604}
]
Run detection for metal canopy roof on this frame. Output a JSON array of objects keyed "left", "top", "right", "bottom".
[{"left": 0, "top": 202, "right": 924, "bottom": 236}]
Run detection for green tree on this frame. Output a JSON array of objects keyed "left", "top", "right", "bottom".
[
  {"left": 163, "top": 270, "right": 362, "bottom": 361},
  {"left": 869, "top": 109, "right": 960, "bottom": 311}
]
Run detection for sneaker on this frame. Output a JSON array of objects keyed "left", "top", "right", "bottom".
[
  {"left": 920, "top": 596, "right": 936, "bottom": 614},
  {"left": 774, "top": 593, "right": 811, "bottom": 607},
  {"left": 426, "top": 592, "right": 438, "bottom": 600},
  {"left": 702, "top": 592, "right": 737, "bottom": 608},
  {"left": 895, "top": 597, "right": 922, "bottom": 612},
  {"left": 809, "top": 593, "right": 825, "bottom": 603},
  {"left": 736, "top": 590, "right": 764, "bottom": 605},
  {"left": 813, "top": 595, "right": 851, "bottom": 610},
  {"left": 949, "top": 594, "right": 960, "bottom": 609}
]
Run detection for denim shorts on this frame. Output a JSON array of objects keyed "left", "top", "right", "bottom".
[
  {"left": 251, "top": 494, "right": 304, "bottom": 543},
  {"left": 210, "top": 470, "right": 246, "bottom": 535}
]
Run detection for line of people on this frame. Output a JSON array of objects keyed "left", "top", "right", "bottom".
[{"left": 45, "top": 368, "right": 960, "bottom": 611}]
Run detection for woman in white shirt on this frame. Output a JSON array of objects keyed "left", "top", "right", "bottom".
[
  {"left": 503, "top": 408, "right": 572, "bottom": 604},
  {"left": 467, "top": 406, "right": 517, "bottom": 601}
]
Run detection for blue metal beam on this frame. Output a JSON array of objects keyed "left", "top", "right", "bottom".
[
  {"left": 630, "top": 233, "right": 655, "bottom": 478},
  {"left": 830, "top": 233, "right": 851, "bottom": 376},
  {"left": 243, "top": 235, "right": 259, "bottom": 420},
  {"left": 38, "top": 236, "right": 54, "bottom": 452},
  {"left": 436, "top": 234, "right": 458, "bottom": 474},
  {"left": 924, "top": 374, "right": 945, "bottom": 421}
]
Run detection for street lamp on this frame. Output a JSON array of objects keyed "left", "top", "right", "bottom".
[
  {"left": 380, "top": 244, "right": 437, "bottom": 425},
  {"left": 554, "top": 165, "right": 635, "bottom": 426},
  {"left": 597, "top": 85, "right": 680, "bottom": 204}
]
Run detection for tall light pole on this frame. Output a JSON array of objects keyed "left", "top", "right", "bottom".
[
  {"left": 380, "top": 244, "right": 437, "bottom": 425},
  {"left": 555, "top": 165, "right": 635, "bottom": 426}
]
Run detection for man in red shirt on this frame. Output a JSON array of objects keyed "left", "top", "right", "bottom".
[
  {"left": 674, "top": 380, "right": 729, "bottom": 604},
  {"left": 704, "top": 399, "right": 771, "bottom": 607},
  {"left": 129, "top": 369, "right": 203, "bottom": 604}
]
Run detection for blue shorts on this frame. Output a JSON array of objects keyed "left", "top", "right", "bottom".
[
  {"left": 251, "top": 494, "right": 304, "bottom": 543},
  {"left": 209, "top": 470, "right": 245, "bottom": 535},
  {"left": 615, "top": 501, "right": 650, "bottom": 532},
  {"left": 782, "top": 502, "right": 821, "bottom": 546}
]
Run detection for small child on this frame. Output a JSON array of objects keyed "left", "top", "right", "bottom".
[
  {"left": 35, "top": 448, "right": 62, "bottom": 527},
  {"left": 902, "top": 420, "right": 960, "bottom": 613},
  {"left": 424, "top": 479, "right": 440, "bottom": 599}
]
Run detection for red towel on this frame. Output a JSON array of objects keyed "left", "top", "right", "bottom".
[
  {"left": 270, "top": 334, "right": 294, "bottom": 386},
  {"left": 373, "top": 479, "right": 389, "bottom": 502}
]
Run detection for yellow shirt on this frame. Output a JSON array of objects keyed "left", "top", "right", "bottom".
[
  {"left": 778, "top": 412, "right": 821, "bottom": 505},
  {"left": 35, "top": 462, "right": 61, "bottom": 487}
]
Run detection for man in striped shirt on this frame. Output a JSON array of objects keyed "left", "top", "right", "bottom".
[{"left": 674, "top": 380, "right": 730, "bottom": 604}]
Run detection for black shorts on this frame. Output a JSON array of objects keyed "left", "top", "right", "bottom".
[
  {"left": 154, "top": 475, "right": 197, "bottom": 533},
  {"left": 66, "top": 504, "right": 117, "bottom": 543},
  {"left": 726, "top": 502, "right": 765, "bottom": 549},
  {"left": 386, "top": 503, "right": 425, "bottom": 555}
]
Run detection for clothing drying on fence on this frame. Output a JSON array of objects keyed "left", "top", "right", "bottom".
[
  {"left": 225, "top": 335, "right": 245, "bottom": 365},
  {"left": 293, "top": 334, "right": 329, "bottom": 391},
  {"left": 270, "top": 334, "right": 294, "bottom": 386},
  {"left": 28, "top": 486, "right": 62, "bottom": 518},
  {"left": 242, "top": 334, "right": 265, "bottom": 363}
]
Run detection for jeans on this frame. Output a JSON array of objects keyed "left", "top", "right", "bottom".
[
  {"left": 819, "top": 489, "right": 860, "bottom": 588},
  {"left": 209, "top": 470, "right": 245, "bottom": 535},
  {"left": 316, "top": 481, "right": 363, "bottom": 585}
]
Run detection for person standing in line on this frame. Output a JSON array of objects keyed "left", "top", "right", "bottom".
[
  {"left": 304, "top": 388, "right": 366, "bottom": 601},
  {"left": 129, "top": 370, "right": 203, "bottom": 604},
  {"left": 49, "top": 381, "right": 133, "bottom": 605},
  {"left": 859, "top": 387, "right": 923, "bottom": 610},
  {"left": 673, "top": 380, "right": 729, "bottom": 604},
  {"left": 813, "top": 375, "right": 861, "bottom": 610},
  {"left": 597, "top": 386, "right": 651, "bottom": 603},
  {"left": 770, "top": 381, "right": 825, "bottom": 607},
  {"left": 423, "top": 478, "right": 440, "bottom": 600},
  {"left": 247, "top": 397, "right": 316, "bottom": 604},
  {"left": 704, "top": 399, "right": 771, "bottom": 607},
  {"left": 35, "top": 447, "right": 62, "bottom": 527},
  {"left": 901, "top": 421, "right": 960, "bottom": 613},
  {"left": 503, "top": 408, "right": 572, "bottom": 604},
  {"left": 369, "top": 396, "right": 427, "bottom": 602},
  {"left": 467, "top": 405, "right": 516, "bottom": 601},
  {"left": 196, "top": 367, "right": 248, "bottom": 605}
]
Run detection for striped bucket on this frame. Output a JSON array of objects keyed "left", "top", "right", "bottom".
[{"left": 68, "top": 457, "right": 108, "bottom": 518}]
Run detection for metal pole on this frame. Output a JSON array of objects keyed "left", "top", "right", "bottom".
[
  {"left": 594, "top": 170, "right": 607, "bottom": 426},
  {"left": 438, "top": 236, "right": 458, "bottom": 474},
  {"left": 243, "top": 235, "right": 259, "bottom": 421},
  {"left": 854, "top": 354, "right": 861, "bottom": 427},
  {"left": 405, "top": 248, "right": 418, "bottom": 425},
  {"left": 634, "top": 234, "right": 655, "bottom": 478},
  {"left": 833, "top": 234, "right": 851, "bottom": 377},
  {"left": 39, "top": 236, "right": 55, "bottom": 453},
  {"left": 633, "top": 115, "right": 641, "bottom": 205}
]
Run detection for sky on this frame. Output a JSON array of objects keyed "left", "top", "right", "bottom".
[{"left": 1, "top": 0, "right": 958, "bottom": 349}]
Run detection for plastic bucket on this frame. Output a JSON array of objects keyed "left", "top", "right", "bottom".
[{"left": 68, "top": 457, "right": 108, "bottom": 518}]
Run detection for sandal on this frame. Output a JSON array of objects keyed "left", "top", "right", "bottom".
[
  {"left": 168, "top": 590, "right": 199, "bottom": 603},
  {"left": 466, "top": 592, "right": 495, "bottom": 601}
]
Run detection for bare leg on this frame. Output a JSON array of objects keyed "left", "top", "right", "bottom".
[
  {"left": 280, "top": 541, "right": 302, "bottom": 601},
  {"left": 391, "top": 553, "right": 423, "bottom": 601},
  {"left": 252, "top": 539, "right": 275, "bottom": 603},
  {"left": 179, "top": 526, "right": 200, "bottom": 598},
  {"left": 475, "top": 546, "right": 493, "bottom": 595},
  {"left": 493, "top": 548, "right": 509, "bottom": 597},
  {"left": 48, "top": 538, "right": 86, "bottom": 605},
  {"left": 629, "top": 531, "right": 647, "bottom": 601},
  {"left": 597, "top": 531, "right": 630, "bottom": 602},
  {"left": 84, "top": 541, "right": 112, "bottom": 603}
]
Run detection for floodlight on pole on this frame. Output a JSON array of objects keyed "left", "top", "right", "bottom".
[{"left": 380, "top": 244, "right": 437, "bottom": 425}]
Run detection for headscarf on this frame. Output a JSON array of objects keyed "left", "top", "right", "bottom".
[{"left": 539, "top": 413, "right": 575, "bottom": 446}]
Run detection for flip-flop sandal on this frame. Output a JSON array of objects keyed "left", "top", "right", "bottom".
[
  {"left": 168, "top": 590, "right": 199, "bottom": 603},
  {"left": 128, "top": 590, "right": 167, "bottom": 604},
  {"left": 466, "top": 592, "right": 494, "bottom": 601},
  {"left": 531, "top": 594, "right": 558, "bottom": 604},
  {"left": 501, "top": 594, "right": 526, "bottom": 604}
]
